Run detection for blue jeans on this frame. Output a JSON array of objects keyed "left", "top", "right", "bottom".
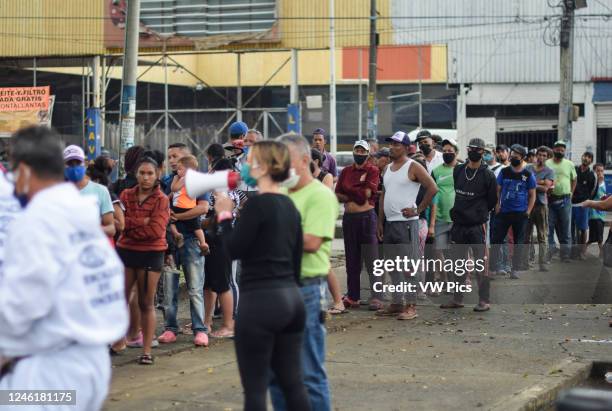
[
  {"left": 548, "top": 196, "right": 572, "bottom": 259},
  {"left": 489, "top": 213, "right": 511, "bottom": 272},
  {"left": 163, "top": 236, "right": 208, "bottom": 334},
  {"left": 269, "top": 280, "right": 331, "bottom": 411}
]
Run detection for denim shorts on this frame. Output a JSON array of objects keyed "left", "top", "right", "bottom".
[{"left": 572, "top": 206, "right": 590, "bottom": 231}]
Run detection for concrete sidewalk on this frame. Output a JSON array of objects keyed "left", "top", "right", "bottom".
[{"left": 105, "top": 252, "right": 612, "bottom": 410}]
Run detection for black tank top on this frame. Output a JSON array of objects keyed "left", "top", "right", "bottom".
[{"left": 316, "top": 170, "right": 329, "bottom": 183}]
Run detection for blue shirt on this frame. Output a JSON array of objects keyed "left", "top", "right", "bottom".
[{"left": 497, "top": 166, "right": 536, "bottom": 213}]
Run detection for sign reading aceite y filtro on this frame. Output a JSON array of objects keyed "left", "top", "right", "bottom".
[
  {"left": 0, "top": 86, "right": 50, "bottom": 111},
  {"left": 0, "top": 86, "right": 53, "bottom": 137}
]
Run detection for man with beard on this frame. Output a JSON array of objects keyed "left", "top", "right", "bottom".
[{"left": 571, "top": 151, "right": 597, "bottom": 260}]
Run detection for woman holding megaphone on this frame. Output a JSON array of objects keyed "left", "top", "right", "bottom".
[{"left": 211, "top": 140, "right": 311, "bottom": 411}]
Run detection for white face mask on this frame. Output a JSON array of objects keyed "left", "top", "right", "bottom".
[{"left": 281, "top": 168, "right": 300, "bottom": 189}]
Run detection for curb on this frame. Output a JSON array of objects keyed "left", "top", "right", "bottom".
[{"left": 490, "top": 357, "right": 592, "bottom": 411}]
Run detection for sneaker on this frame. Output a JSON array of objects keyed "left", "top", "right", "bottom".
[
  {"left": 496, "top": 269, "right": 507, "bottom": 276},
  {"left": 539, "top": 264, "right": 549, "bottom": 272},
  {"left": 194, "top": 332, "right": 209, "bottom": 347},
  {"left": 509, "top": 271, "right": 520, "bottom": 280},
  {"left": 473, "top": 303, "right": 491, "bottom": 312},
  {"left": 397, "top": 305, "right": 418, "bottom": 320},
  {"left": 157, "top": 330, "right": 177, "bottom": 344}
]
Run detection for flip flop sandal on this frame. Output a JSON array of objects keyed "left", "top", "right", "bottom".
[
  {"left": 327, "top": 307, "right": 348, "bottom": 315},
  {"left": 211, "top": 330, "right": 235, "bottom": 339},
  {"left": 138, "top": 354, "right": 154, "bottom": 365},
  {"left": 109, "top": 347, "right": 124, "bottom": 356}
]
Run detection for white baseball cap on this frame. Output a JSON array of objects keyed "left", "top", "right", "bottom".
[
  {"left": 63, "top": 145, "right": 85, "bottom": 163},
  {"left": 353, "top": 140, "right": 370, "bottom": 152}
]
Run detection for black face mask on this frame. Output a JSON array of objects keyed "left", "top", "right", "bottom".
[
  {"left": 353, "top": 154, "right": 368, "bottom": 165},
  {"left": 553, "top": 151, "right": 564, "bottom": 159},
  {"left": 419, "top": 144, "right": 432, "bottom": 156},
  {"left": 468, "top": 151, "right": 482, "bottom": 162},
  {"left": 442, "top": 153, "right": 456, "bottom": 164},
  {"left": 510, "top": 158, "right": 522, "bottom": 167}
]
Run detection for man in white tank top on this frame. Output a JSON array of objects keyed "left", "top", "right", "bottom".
[{"left": 376, "top": 131, "right": 438, "bottom": 320}]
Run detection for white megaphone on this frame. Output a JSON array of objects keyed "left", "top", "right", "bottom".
[{"left": 185, "top": 169, "right": 240, "bottom": 198}]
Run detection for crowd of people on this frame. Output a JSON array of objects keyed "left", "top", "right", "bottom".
[
  {"left": 0, "top": 122, "right": 608, "bottom": 411},
  {"left": 333, "top": 129, "right": 608, "bottom": 318}
]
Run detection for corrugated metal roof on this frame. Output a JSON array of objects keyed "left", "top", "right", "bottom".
[
  {"left": 0, "top": 0, "right": 105, "bottom": 57},
  {"left": 391, "top": 0, "right": 612, "bottom": 83},
  {"left": 139, "top": 0, "right": 277, "bottom": 37}
]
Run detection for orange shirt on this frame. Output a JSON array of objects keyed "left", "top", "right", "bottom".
[{"left": 173, "top": 187, "right": 196, "bottom": 209}]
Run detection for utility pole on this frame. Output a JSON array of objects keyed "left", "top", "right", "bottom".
[
  {"left": 118, "top": 0, "right": 141, "bottom": 176},
  {"left": 558, "top": 0, "right": 576, "bottom": 153},
  {"left": 329, "top": 0, "right": 337, "bottom": 154},
  {"left": 367, "top": 0, "right": 378, "bottom": 141}
]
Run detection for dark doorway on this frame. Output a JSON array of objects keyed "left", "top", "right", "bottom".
[
  {"left": 596, "top": 128, "right": 612, "bottom": 169},
  {"left": 496, "top": 130, "right": 557, "bottom": 150}
]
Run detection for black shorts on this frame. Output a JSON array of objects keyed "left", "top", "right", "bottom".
[
  {"left": 204, "top": 238, "right": 232, "bottom": 293},
  {"left": 117, "top": 248, "right": 165, "bottom": 272},
  {"left": 589, "top": 219, "right": 605, "bottom": 244}
]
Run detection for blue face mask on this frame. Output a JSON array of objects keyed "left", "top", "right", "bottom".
[
  {"left": 483, "top": 153, "right": 493, "bottom": 162},
  {"left": 240, "top": 163, "right": 258, "bottom": 188},
  {"left": 11, "top": 167, "right": 30, "bottom": 208},
  {"left": 13, "top": 188, "right": 28, "bottom": 208},
  {"left": 242, "top": 146, "right": 249, "bottom": 156},
  {"left": 65, "top": 165, "right": 86, "bottom": 182}
]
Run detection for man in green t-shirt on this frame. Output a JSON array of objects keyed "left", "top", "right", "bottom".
[
  {"left": 545, "top": 141, "right": 576, "bottom": 262},
  {"left": 270, "top": 133, "right": 338, "bottom": 411},
  {"left": 430, "top": 138, "right": 458, "bottom": 288}
]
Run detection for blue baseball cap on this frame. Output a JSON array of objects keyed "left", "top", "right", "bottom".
[{"left": 229, "top": 121, "right": 248, "bottom": 137}]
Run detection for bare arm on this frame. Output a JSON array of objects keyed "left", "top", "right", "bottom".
[
  {"left": 101, "top": 212, "right": 116, "bottom": 237},
  {"left": 303, "top": 234, "right": 324, "bottom": 253},
  {"left": 172, "top": 199, "right": 209, "bottom": 221},
  {"left": 571, "top": 178, "right": 577, "bottom": 194},
  {"left": 536, "top": 178, "right": 553, "bottom": 193},
  {"left": 170, "top": 175, "right": 183, "bottom": 193},
  {"left": 495, "top": 185, "right": 501, "bottom": 214},
  {"left": 527, "top": 188, "right": 536, "bottom": 215},
  {"left": 411, "top": 163, "right": 438, "bottom": 215},
  {"left": 582, "top": 196, "right": 612, "bottom": 211},
  {"left": 322, "top": 173, "right": 334, "bottom": 189},
  {"left": 113, "top": 203, "right": 125, "bottom": 233}
]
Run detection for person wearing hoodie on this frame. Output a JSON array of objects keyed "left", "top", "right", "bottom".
[{"left": 440, "top": 138, "right": 497, "bottom": 312}]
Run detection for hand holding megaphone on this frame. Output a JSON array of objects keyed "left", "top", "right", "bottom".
[{"left": 185, "top": 169, "right": 240, "bottom": 198}]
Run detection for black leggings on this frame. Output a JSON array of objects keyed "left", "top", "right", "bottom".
[{"left": 234, "top": 286, "right": 311, "bottom": 411}]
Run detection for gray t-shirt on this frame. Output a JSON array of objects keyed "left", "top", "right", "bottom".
[{"left": 526, "top": 164, "right": 555, "bottom": 205}]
